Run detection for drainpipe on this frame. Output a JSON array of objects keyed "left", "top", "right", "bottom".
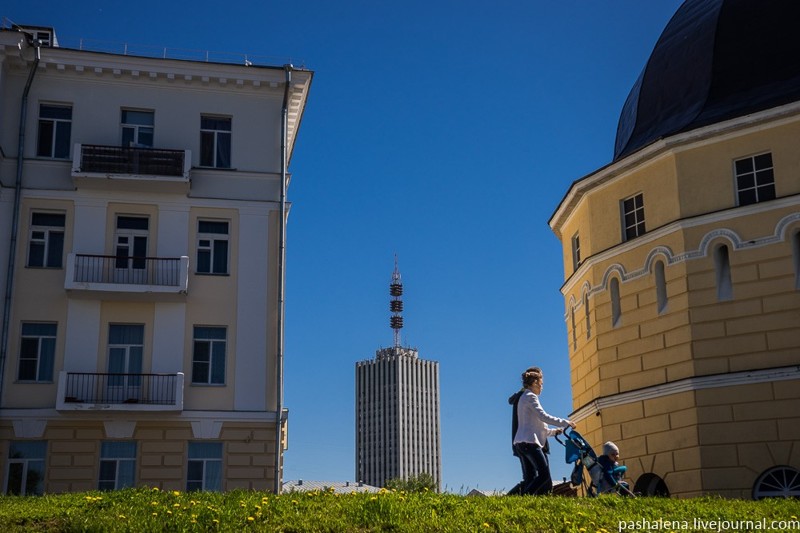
[
  {"left": 0, "top": 37, "right": 40, "bottom": 406},
  {"left": 274, "top": 64, "right": 292, "bottom": 494}
]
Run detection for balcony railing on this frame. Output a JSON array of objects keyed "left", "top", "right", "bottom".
[
  {"left": 72, "top": 144, "right": 191, "bottom": 182},
  {"left": 56, "top": 371, "right": 184, "bottom": 411},
  {"left": 65, "top": 253, "right": 189, "bottom": 294}
]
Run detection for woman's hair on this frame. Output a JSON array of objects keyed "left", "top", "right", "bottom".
[{"left": 521, "top": 368, "right": 543, "bottom": 387}]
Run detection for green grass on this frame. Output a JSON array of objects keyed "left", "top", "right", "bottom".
[{"left": 0, "top": 488, "right": 798, "bottom": 532}]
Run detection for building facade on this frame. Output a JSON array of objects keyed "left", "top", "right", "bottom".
[
  {"left": 354, "top": 265, "right": 441, "bottom": 490},
  {"left": 549, "top": 0, "right": 800, "bottom": 498},
  {"left": 0, "top": 24, "right": 311, "bottom": 494}
]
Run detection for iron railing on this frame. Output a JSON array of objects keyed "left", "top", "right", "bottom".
[
  {"left": 62, "top": 372, "right": 179, "bottom": 405},
  {"left": 72, "top": 254, "right": 182, "bottom": 286},
  {"left": 79, "top": 144, "right": 185, "bottom": 177}
]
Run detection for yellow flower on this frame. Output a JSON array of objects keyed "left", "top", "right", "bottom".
[
  {"left": 482, "top": 523, "right": 490, "bottom": 529},
  {"left": 247, "top": 517, "right": 255, "bottom": 522},
  {"left": 118, "top": 515, "right": 126, "bottom": 520},
  {"left": 173, "top": 503, "right": 181, "bottom": 508},
  {"left": 172, "top": 490, "right": 180, "bottom": 496}
]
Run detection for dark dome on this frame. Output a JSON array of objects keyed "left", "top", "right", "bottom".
[{"left": 614, "top": 0, "right": 800, "bottom": 161}]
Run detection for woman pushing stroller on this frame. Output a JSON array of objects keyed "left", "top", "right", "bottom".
[{"left": 511, "top": 368, "right": 575, "bottom": 495}]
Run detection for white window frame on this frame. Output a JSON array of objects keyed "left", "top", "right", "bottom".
[
  {"left": 121, "top": 109, "right": 155, "bottom": 147},
  {"left": 200, "top": 116, "right": 232, "bottom": 168},
  {"left": 734, "top": 152, "right": 775, "bottom": 206},
  {"left": 27, "top": 212, "right": 65, "bottom": 268},
  {"left": 192, "top": 326, "right": 226, "bottom": 385},
  {"left": 196, "top": 220, "right": 230, "bottom": 275},
  {"left": 187, "top": 442, "right": 222, "bottom": 491},
  {"left": 571, "top": 232, "right": 581, "bottom": 270},
  {"left": 98, "top": 441, "right": 137, "bottom": 491},
  {"left": 17, "top": 322, "right": 57, "bottom": 382},
  {"left": 5, "top": 441, "right": 46, "bottom": 495},
  {"left": 36, "top": 103, "right": 72, "bottom": 159},
  {"left": 621, "top": 193, "right": 646, "bottom": 241}
]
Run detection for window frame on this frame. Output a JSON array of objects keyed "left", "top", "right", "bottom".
[
  {"left": 98, "top": 441, "right": 137, "bottom": 491},
  {"left": 199, "top": 115, "right": 232, "bottom": 169},
  {"left": 734, "top": 152, "right": 776, "bottom": 207},
  {"left": 120, "top": 109, "right": 155, "bottom": 148},
  {"left": 36, "top": 103, "right": 72, "bottom": 159},
  {"left": 571, "top": 232, "right": 581, "bottom": 270},
  {"left": 5, "top": 441, "right": 47, "bottom": 495},
  {"left": 621, "top": 193, "right": 646, "bottom": 242},
  {"left": 192, "top": 326, "right": 227, "bottom": 385},
  {"left": 187, "top": 442, "right": 223, "bottom": 491},
  {"left": 17, "top": 322, "right": 57, "bottom": 383},
  {"left": 196, "top": 220, "right": 230, "bottom": 275},
  {"left": 27, "top": 212, "right": 65, "bottom": 269}
]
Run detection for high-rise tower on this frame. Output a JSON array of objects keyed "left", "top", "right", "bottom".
[{"left": 355, "top": 260, "right": 441, "bottom": 490}]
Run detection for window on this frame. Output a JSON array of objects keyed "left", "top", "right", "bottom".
[
  {"left": 200, "top": 116, "right": 231, "bottom": 168},
  {"left": 714, "top": 244, "right": 733, "bottom": 301},
  {"left": 610, "top": 278, "right": 621, "bottom": 327},
  {"left": 655, "top": 260, "right": 668, "bottom": 313},
  {"left": 18, "top": 323, "right": 56, "bottom": 382},
  {"left": 187, "top": 442, "right": 222, "bottom": 491},
  {"left": 5, "top": 441, "right": 46, "bottom": 495},
  {"left": 621, "top": 193, "right": 646, "bottom": 241},
  {"left": 570, "top": 307, "right": 577, "bottom": 351},
  {"left": 27, "top": 212, "right": 65, "bottom": 268},
  {"left": 107, "top": 325, "right": 144, "bottom": 401},
  {"left": 735, "top": 153, "right": 775, "bottom": 206},
  {"left": 584, "top": 293, "right": 591, "bottom": 339},
  {"left": 197, "top": 220, "right": 229, "bottom": 274},
  {"left": 99, "top": 441, "right": 136, "bottom": 490},
  {"left": 37, "top": 104, "right": 72, "bottom": 159},
  {"left": 115, "top": 216, "right": 149, "bottom": 271},
  {"left": 571, "top": 233, "right": 581, "bottom": 270},
  {"left": 793, "top": 231, "right": 800, "bottom": 290},
  {"left": 121, "top": 110, "right": 154, "bottom": 147},
  {"left": 192, "top": 327, "right": 226, "bottom": 385},
  {"left": 752, "top": 466, "right": 800, "bottom": 499}
]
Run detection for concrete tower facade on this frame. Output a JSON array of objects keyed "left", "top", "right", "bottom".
[{"left": 354, "top": 263, "right": 441, "bottom": 490}]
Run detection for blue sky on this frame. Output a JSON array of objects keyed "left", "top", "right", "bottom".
[{"left": 6, "top": 0, "right": 685, "bottom": 492}]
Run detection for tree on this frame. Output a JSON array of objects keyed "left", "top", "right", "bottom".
[{"left": 384, "top": 472, "right": 437, "bottom": 493}]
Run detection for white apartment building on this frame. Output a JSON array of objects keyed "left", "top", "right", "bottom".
[{"left": 0, "top": 24, "right": 312, "bottom": 494}]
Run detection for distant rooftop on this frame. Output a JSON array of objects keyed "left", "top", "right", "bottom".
[
  {"left": 283, "top": 480, "right": 381, "bottom": 494},
  {"left": 1, "top": 18, "right": 305, "bottom": 68}
]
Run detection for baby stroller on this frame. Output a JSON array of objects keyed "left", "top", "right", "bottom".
[{"left": 555, "top": 428, "right": 634, "bottom": 497}]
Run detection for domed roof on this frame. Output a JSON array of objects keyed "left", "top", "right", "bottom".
[{"left": 614, "top": 0, "right": 800, "bottom": 162}]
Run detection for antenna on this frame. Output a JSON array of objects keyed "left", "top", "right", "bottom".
[{"left": 389, "top": 255, "right": 403, "bottom": 348}]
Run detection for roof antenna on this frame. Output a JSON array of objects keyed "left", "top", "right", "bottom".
[{"left": 389, "top": 255, "right": 403, "bottom": 348}]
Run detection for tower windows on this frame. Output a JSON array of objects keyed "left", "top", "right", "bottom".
[
  {"left": 621, "top": 193, "right": 646, "bottom": 241},
  {"left": 571, "top": 232, "right": 581, "bottom": 270},
  {"left": 610, "top": 278, "right": 621, "bottom": 327},
  {"left": 734, "top": 153, "right": 775, "bottom": 206},
  {"left": 570, "top": 307, "right": 577, "bottom": 351},
  {"left": 584, "top": 293, "right": 591, "bottom": 339},
  {"left": 655, "top": 260, "right": 667, "bottom": 313},
  {"left": 793, "top": 230, "right": 800, "bottom": 290},
  {"left": 714, "top": 244, "right": 733, "bottom": 301}
]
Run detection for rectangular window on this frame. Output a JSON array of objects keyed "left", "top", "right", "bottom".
[
  {"left": 187, "top": 442, "right": 222, "bottom": 491},
  {"left": 114, "top": 216, "right": 149, "bottom": 271},
  {"left": 5, "top": 441, "right": 46, "bottom": 495},
  {"left": 571, "top": 232, "right": 581, "bottom": 270},
  {"left": 192, "top": 327, "right": 226, "bottom": 385},
  {"left": 197, "top": 220, "right": 229, "bottom": 274},
  {"left": 121, "top": 109, "right": 154, "bottom": 147},
  {"left": 37, "top": 104, "right": 72, "bottom": 159},
  {"left": 200, "top": 116, "right": 231, "bottom": 168},
  {"left": 27, "top": 212, "right": 65, "bottom": 268},
  {"left": 98, "top": 441, "right": 136, "bottom": 490},
  {"left": 107, "top": 324, "right": 144, "bottom": 401},
  {"left": 735, "top": 153, "right": 775, "bottom": 206},
  {"left": 621, "top": 193, "right": 646, "bottom": 241},
  {"left": 18, "top": 323, "right": 56, "bottom": 382}
]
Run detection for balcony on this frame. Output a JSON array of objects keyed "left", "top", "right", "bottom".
[
  {"left": 56, "top": 371, "right": 184, "bottom": 411},
  {"left": 71, "top": 144, "right": 191, "bottom": 193},
  {"left": 65, "top": 253, "right": 189, "bottom": 299}
]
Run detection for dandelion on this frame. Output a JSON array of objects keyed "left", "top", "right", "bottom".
[
  {"left": 370, "top": 496, "right": 378, "bottom": 501},
  {"left": 167, "top": 510, "right": 172, "bottom": 515},
  {"left": 152, "top": 487, "right": 160, "bottom": 492},
  {"left": 482, "top": 524, "right": 490, "bottom": 529},
  {"left": 151, "top": 501, "right": 159, "bottom": 506},
  {"left": 118, "top": 515, "right": 126, "bottom": 520},
  {"left": 172, "top": 490, "right": 180, "bottom": 496},
  {"left": 213, "top": 519, "right": 220, "bottom": 524},
  {"left": 152, "top": 513, "right": 158, "bottom": 517},
  {"left": 247, "top": 517, "right": 255, "bottom": 522},
  {"left": 173, "top": 503, "right": 181, "bottom": 508}
]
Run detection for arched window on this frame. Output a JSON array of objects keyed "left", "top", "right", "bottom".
[
  {"left": 752, "top": 466, "right": 800, "bottom": 499},
  {"left": 655, "top": 260, "right": 667, "bottom": 313},
  {"left": 610, "top": 278, "right": 621, "bottom": 327},
  {"left": 584, "top": 293, "right": 591, "bottom": 339},
  {"left": 634, "top": 473, "right": 669, "bottom": 497},
  {"left": 571, "top": 306, "right": 577, "bottom": 351},
  {"left": 714, "top": 244, "right": 733, "bottom": 301},
  {"left": 793, "top": 231, "right": 800, "bottom": 290}
]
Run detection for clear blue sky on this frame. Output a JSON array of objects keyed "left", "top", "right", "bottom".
[{"left": 6, "top": 0, "right": 685, "bottom": 492}]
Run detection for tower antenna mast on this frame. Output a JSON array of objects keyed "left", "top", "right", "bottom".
[{"left": 389, "top": 255, "right": 404, "bottom": 348}]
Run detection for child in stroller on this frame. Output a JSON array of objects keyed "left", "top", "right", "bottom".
[
  {"left": 557, "top": 429, "right": 634, "bottom": 497},
  {"left": 594, "top": 441, "right": 631, "bottom": 495}
]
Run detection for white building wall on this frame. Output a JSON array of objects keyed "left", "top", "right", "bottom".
[{"left": 63, "top": 299, "right": 101, "bottom": 372}]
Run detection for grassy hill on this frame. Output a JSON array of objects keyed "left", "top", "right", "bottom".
[{"left": 0, "top": 487, "right": 797, "bottom": 532}]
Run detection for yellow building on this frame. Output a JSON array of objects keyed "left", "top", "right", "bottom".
[
  {"left": 0, "top": 24, "right": 311, "bottom": 494},
  {"left": 549, "top": 0, "right": 800, "bottom": 498}
]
